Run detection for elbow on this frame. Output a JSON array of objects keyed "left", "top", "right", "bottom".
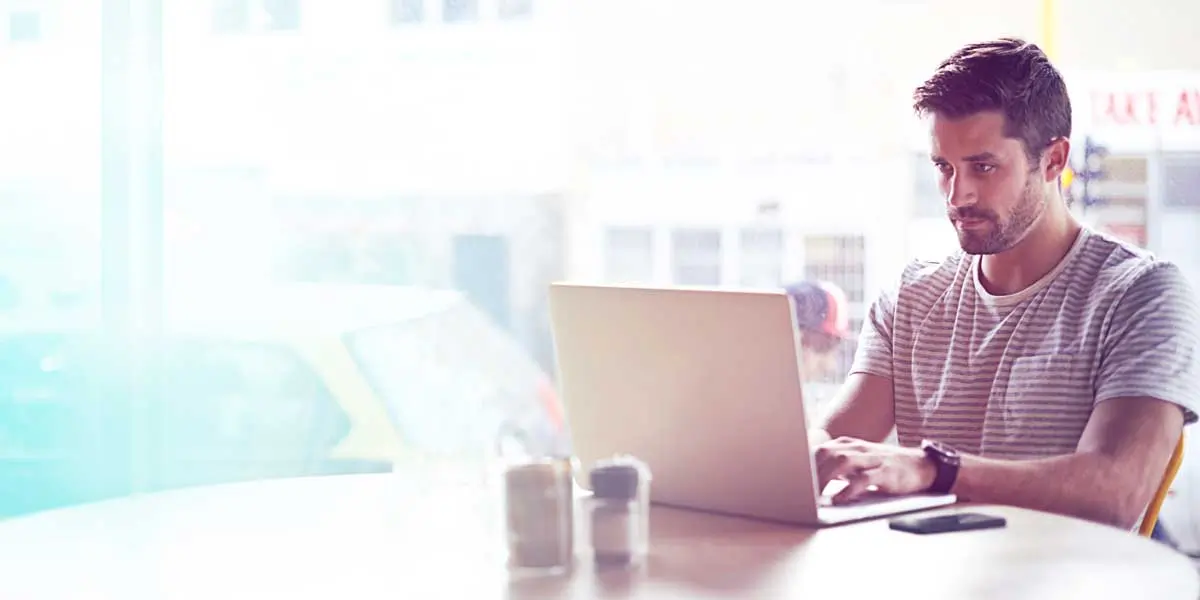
[
  {"left": 1076, "top": 496, "right": 1142, "bottom": 531},
  {"left": 1106, "top": 506, "right": 1144, "bottom": 532},
  {"left": 1073, "top": 455, "right": 1156, "bottom": 531},
  {"left": 1099, "top": 479, "right": 1159, "bottom": 532}
]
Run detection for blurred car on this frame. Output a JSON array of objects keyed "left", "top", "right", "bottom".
[{"left": 0, "top": 283, "right": 568, "bottom": 516}]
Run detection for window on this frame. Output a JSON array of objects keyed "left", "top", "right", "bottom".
[
  {"left": 803, "top": 234, "right": 865, "bottom": 304},
  {"left": 5, "top": 0, "right": 1195, "bottom": 552},
  {"left": 1162, "top": 153, "right": 1200, "bottom": 209},
  {"left": 261, "top": 0, "right": 300, "bottom": 30},
  {"left": 1085, "top": 155, "right": 1149, "bottom": 247},
  {"left": 213, "top": 0, "right": 300, "bottom": 33},
  {"left": 278, "top": 230, "right": 416, "bottom": 285},
  {"left": 0, "top": 335, "right": 340, "bottom": 511},
  {"left": 0, "top": 334, "right": 102, "bottom": 515},
  {"left": 739, "top": 227, "right": 783, "bottom": 287},
  {"left": 913, "top": 151, "right": 943, "bottom": 218},
  {"left": 7, "top": 11, "right": 39, "bottom": 42},
  {"left": 443, "top": 0, "right": 478, "bottom": 23},
  {"left": 0, "top": 335, "right": 95, "bottom": 462},
  {"left": 157, "top": 339, "right": 352, "bottom": 488},
  {"left": 671, "top": 228, "right": 722, "bottom": 286},
  {"left": 603, "top": 227, "right": 654, "bottom": 283},
  {"left": 804, "top": 235, "right": 866, "bottom": 380},
  {"left": 498, "top": 0, "right": 533, "bottom": 19},
  {"left": 348, "top": 301, "right": 566, "bottom": 458},
  {"left": 212, "top": 0, "right": 249, "bottom": 32},
  {"left": 390, "top": 0, "right": 424, "bottom": 24}
]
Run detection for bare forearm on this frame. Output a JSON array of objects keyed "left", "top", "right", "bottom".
[
  {"left": 813, "top": 373, "right": 896, "bottom": 443},
  {"left": 954, "top": 452, "right": 1146, "bottom": 529}
]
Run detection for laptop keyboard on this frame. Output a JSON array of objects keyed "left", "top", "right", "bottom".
[
  {"left": 818, "top": 490, "right": 901, "bottom": 508},
  {"left": 818, "top": 480, "right": 898, "bottom": 507}
]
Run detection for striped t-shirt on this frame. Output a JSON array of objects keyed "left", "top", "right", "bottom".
[{"left": 850, "top": 227, "right": 1200, "bottom": 460}]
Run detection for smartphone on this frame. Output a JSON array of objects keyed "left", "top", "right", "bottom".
[{"left": 888, "top": 512, "right": 1007, "bottom": 535}]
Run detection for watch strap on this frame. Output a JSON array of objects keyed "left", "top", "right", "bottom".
[{"left": 922, "top": 440, "right": 960, "bottom": 495}]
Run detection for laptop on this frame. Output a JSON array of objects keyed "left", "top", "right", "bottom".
[{"left": 546, "top": 282, "right": 957, "bottom": 526}]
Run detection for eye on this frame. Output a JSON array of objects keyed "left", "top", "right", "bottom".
[
  {"left": 972, "top": 163, "right": 996, "bottom": 174},
  {"left": 934, "top": 162, "right": 953, "bottom": 176}
]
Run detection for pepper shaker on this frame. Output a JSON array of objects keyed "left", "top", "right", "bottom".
[
  {"left": 503, "top": 458, "right": 575, "bottom": 574},
  {"left": 587, "top": 456, "right": 651, "bottom": 567}
]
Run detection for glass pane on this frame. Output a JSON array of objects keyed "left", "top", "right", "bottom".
[
  {"left": 8, "top": 11, "right": 40, "bottom": 42},
  {"left": 347, "top": 301, "right": 566, "bottom": 459},
  {"left": 804, "top": 235, "right": 865, "bottom": 304},
  {"left": 1162, "top": 153, "right": 1200, "bottom": 209},
  {"left": 2, "top": 0, "right": 1195, "bottom": 559},
  {"left": 912, "top": 151, "right": 943, "bottom": 218},
  {"left": 604, "top": 227, "right": 654, "bottom": 283},
  {"left": 499, "top": 0, "right": 533, "bottom": 20},
  {"left": 739, "top": 228, "right": 783, "bottom": 287},
  {"left": 156, "top": 339, "right": 352, "bottom": 488},
  {"left": 443, "top": 0, "right": 478, "bottom": 23},
  {"left": 161, "top": 0, "right": 567, "bottom": 494},
  {"left": 0, "top": 2, "right": 103, "bottom": 518},
  {"left": 671, "top": 229, "right": 722, "bottom": 285},
  {"left": 391, "top": 0, "right": 425, "bottom": 24}
]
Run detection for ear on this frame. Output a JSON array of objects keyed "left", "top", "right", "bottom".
[{"left": 1042, "top": 137, "right": 1071, "bottom": 183}]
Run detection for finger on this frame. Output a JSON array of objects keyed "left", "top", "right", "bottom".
[
  {"left": 833, "top": 468, "right": 880, "bottom": 505},
  {"left": 813, "top": 446, "right": 848, "bottom": 489},
  {"left": 816, "top": 450, "right": 883, "bottom": 489}
]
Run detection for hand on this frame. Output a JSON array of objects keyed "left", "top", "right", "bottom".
[{"left": 814, "top": 437, "right": 937, "bottom": 505}]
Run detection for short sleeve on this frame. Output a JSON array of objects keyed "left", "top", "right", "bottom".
[
  {"left": 1095, "top": 262, "right": 1200, "bottom": 425},
  {"left": 848, "top": 278, "right": 899, "bottom": 381}
]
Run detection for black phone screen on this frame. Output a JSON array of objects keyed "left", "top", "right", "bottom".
[{"left": 888, "top": 512, "right": 1007, "bottom": 535}]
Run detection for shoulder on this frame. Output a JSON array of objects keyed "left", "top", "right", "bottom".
[
  {"left": 891, "top": 251, "right": 970, "bottom": 298},
  {"left": 1075, "top": 229, "right": 1194, "bottom": 301}
]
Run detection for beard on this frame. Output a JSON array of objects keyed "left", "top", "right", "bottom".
[{"left": 949, "top": 181, "right": 1044, "bottom": 255}]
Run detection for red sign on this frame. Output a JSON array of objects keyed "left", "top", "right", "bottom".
[{"left": 1091, "top": 89, "right": 1200, "bottom": 128}]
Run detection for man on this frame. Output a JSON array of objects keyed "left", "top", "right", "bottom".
[
  {"left": 784, "top": 279, "right": 852, "bottom": 382},
  {"left": 811, "top": 37, "right": 1200, "bottom": 532},
  {"left": 785, "top": 280, "right": 856, "bottom": 425}
]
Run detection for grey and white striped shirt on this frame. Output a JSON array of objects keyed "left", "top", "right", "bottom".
[{"left": 851, "top": 227, "right": 1200, "bottom": 459}]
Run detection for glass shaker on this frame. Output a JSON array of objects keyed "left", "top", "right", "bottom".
[
  {"left": 503, "top": 458, "right": 575, "bottom": 575},
  {"left": 587, "top": 456, "right": 651, "bottom": 568}
]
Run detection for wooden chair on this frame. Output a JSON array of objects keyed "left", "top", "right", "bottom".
[{"left": 1138, "top": 435, "right": 1185, "bottom": 538}]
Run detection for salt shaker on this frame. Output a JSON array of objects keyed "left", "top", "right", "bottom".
[
  {"left": 504, "top": 458, "right": 575, "bottom": 574},
  {"left": 587, "top": 456, "right": 651, "bottom": 567}
]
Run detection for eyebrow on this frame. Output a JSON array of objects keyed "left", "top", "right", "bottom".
[{"left": 931, "top": 152, "right": 999, "bottom": 163}]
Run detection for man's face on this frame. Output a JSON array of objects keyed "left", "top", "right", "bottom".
[{"left": 929, "top": 111, "right": 1046, "bottom": 255}]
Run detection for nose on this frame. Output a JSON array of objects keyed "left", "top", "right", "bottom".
[{"left": 946, "top": 173, "right": 976, "bottom": 208}]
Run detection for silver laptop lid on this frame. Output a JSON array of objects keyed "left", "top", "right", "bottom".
[{"left": 547, "top": 282, "right": 824, "bottom": 523}]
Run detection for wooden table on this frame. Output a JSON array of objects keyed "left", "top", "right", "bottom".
[{"left": 0, "top": 473, "right": 1194, "bottom": 599}]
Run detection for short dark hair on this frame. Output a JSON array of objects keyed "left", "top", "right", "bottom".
[{"left": 913, "top": 37, "right": 1071, "bottom": 163}]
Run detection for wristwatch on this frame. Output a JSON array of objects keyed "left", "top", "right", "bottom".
[{"left": 920, "top": 439, "right": 961, "bottom": 494}]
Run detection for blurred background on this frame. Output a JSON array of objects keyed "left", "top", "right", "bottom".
[{"left": 0, "top": 0, "right": 1198, "bottom": 555}]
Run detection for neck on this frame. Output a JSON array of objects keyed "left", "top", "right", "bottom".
[{"left": 978, "top": 204, "right": 1082, "bottom": 296}]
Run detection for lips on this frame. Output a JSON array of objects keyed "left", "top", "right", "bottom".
[{"left": 955, "top": 218, "right": 989, "bottom": 228}]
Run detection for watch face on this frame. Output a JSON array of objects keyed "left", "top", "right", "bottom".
[{"left": 923, "top": 439, "right": 961, "bottom": 463}]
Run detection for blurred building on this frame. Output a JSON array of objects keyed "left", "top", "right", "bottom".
[
  {"left": 6, "top": 0, "right": 1198, "bottom": 372},
  {"left": 0, "top": 0, "right": 573, "bottom": 369},
  {"left": 166, "top": 0, "right": 574, "bottom": 369},
  {"left": 561, "top": 0, "right": 912, "bottom": 379}
]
